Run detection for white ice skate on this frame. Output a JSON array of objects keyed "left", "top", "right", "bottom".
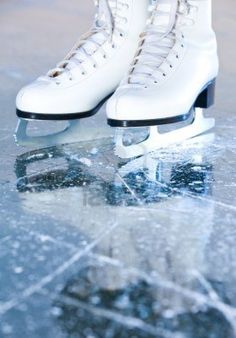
[
  {"left": 15, "top": 0, "right": 149, "bottom": 148},
  {"left": 107, "top": 0, "right": 219, "bottom": 158}
]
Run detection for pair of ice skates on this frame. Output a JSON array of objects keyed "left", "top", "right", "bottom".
[{"left": 15, "top": 0, "right": 219, "bottom": 159}]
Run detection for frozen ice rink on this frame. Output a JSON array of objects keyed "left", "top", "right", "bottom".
[{"left": 0, "top": 0, "right": 236, "bottom": 337}]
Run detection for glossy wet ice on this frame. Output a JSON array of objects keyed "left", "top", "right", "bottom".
[{"left": 0, "top": 1, "right": 236, "bottom": 337}]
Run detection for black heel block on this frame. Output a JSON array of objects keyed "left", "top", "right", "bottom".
[{"left": 194, "top": 79, "right": 216, "bottom": 109}]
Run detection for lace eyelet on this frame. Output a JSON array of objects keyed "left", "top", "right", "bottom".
[
  {"left": 170, "top": 65, "right": 173, "bottom": 68},
  {"left": 81, "top": 72, "right": 86, "bottom": 76},
  {"left": 163, "top": 73, "right": 166, "bottom": 77},
  {"left": 154, "top": 81, "right": 158, "bottom": 84},
  {"left": 93, "top": 64, "right": 97, "bottom": 68},
  {"left": 103, "top": 54, "right": 107, "bottom": 59},
  {"left": 176, "top": 55, "right": 179, "bottom": 59}
]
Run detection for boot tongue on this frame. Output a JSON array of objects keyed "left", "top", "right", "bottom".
[
  {"left": 69, "top": 0, "right": 115, "bottom": 64},
  {"left": 48, "top": 0, "right": 117, "bottom": 78},
  {"left": 72, "top": 32, "right": 108, "bottom": 64},
  {"left": 129, "top": 0, "right": 177, "bottom": 85},
  {"left": 152, "top": 1, "right": 177, "bottom": 34}
]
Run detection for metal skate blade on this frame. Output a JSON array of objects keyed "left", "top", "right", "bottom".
[
  {"left": 14, "top": 119, "right": 112, "bottom": 149},
  {"left": 115, "top": 109, "right": 215, "bottom": 159}
]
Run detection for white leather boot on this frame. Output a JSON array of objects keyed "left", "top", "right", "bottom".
[
  {"left": 107, "top": 0, "right": 219, "bottom": 127},
  {"left": 16, "top": 0, "right": 149, "bottom": 121}
]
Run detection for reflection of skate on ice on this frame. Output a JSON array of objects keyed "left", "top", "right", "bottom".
[
  {"left": 107, "top": 0, "right": 219, "bottom": 158},
  {"left": 15, "top": 0, "right": 149, "bottom": 148},
  {"left": 118, "top": 133, "right": 214, "bottom": 181},
  {"left": 108, "top": 134, "right": 214, "bottom": 206},
  {"left": 15, "top": 133, "right": 214, "bottom": 205}
]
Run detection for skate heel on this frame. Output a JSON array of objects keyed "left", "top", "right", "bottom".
[{"left": 194, "top": 79, "right": 216, "bottom": 109}]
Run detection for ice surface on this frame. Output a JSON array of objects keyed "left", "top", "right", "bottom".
[{"left": 0, "top": 0, "right": 236, "bottom": 337}]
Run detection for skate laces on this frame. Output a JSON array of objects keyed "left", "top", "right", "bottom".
[
  {"left": 127, "top": 0, "right": 198, "bottom": 87},
  {"left": 45, "top": 0, "right": 128, "bottom": 83}
]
